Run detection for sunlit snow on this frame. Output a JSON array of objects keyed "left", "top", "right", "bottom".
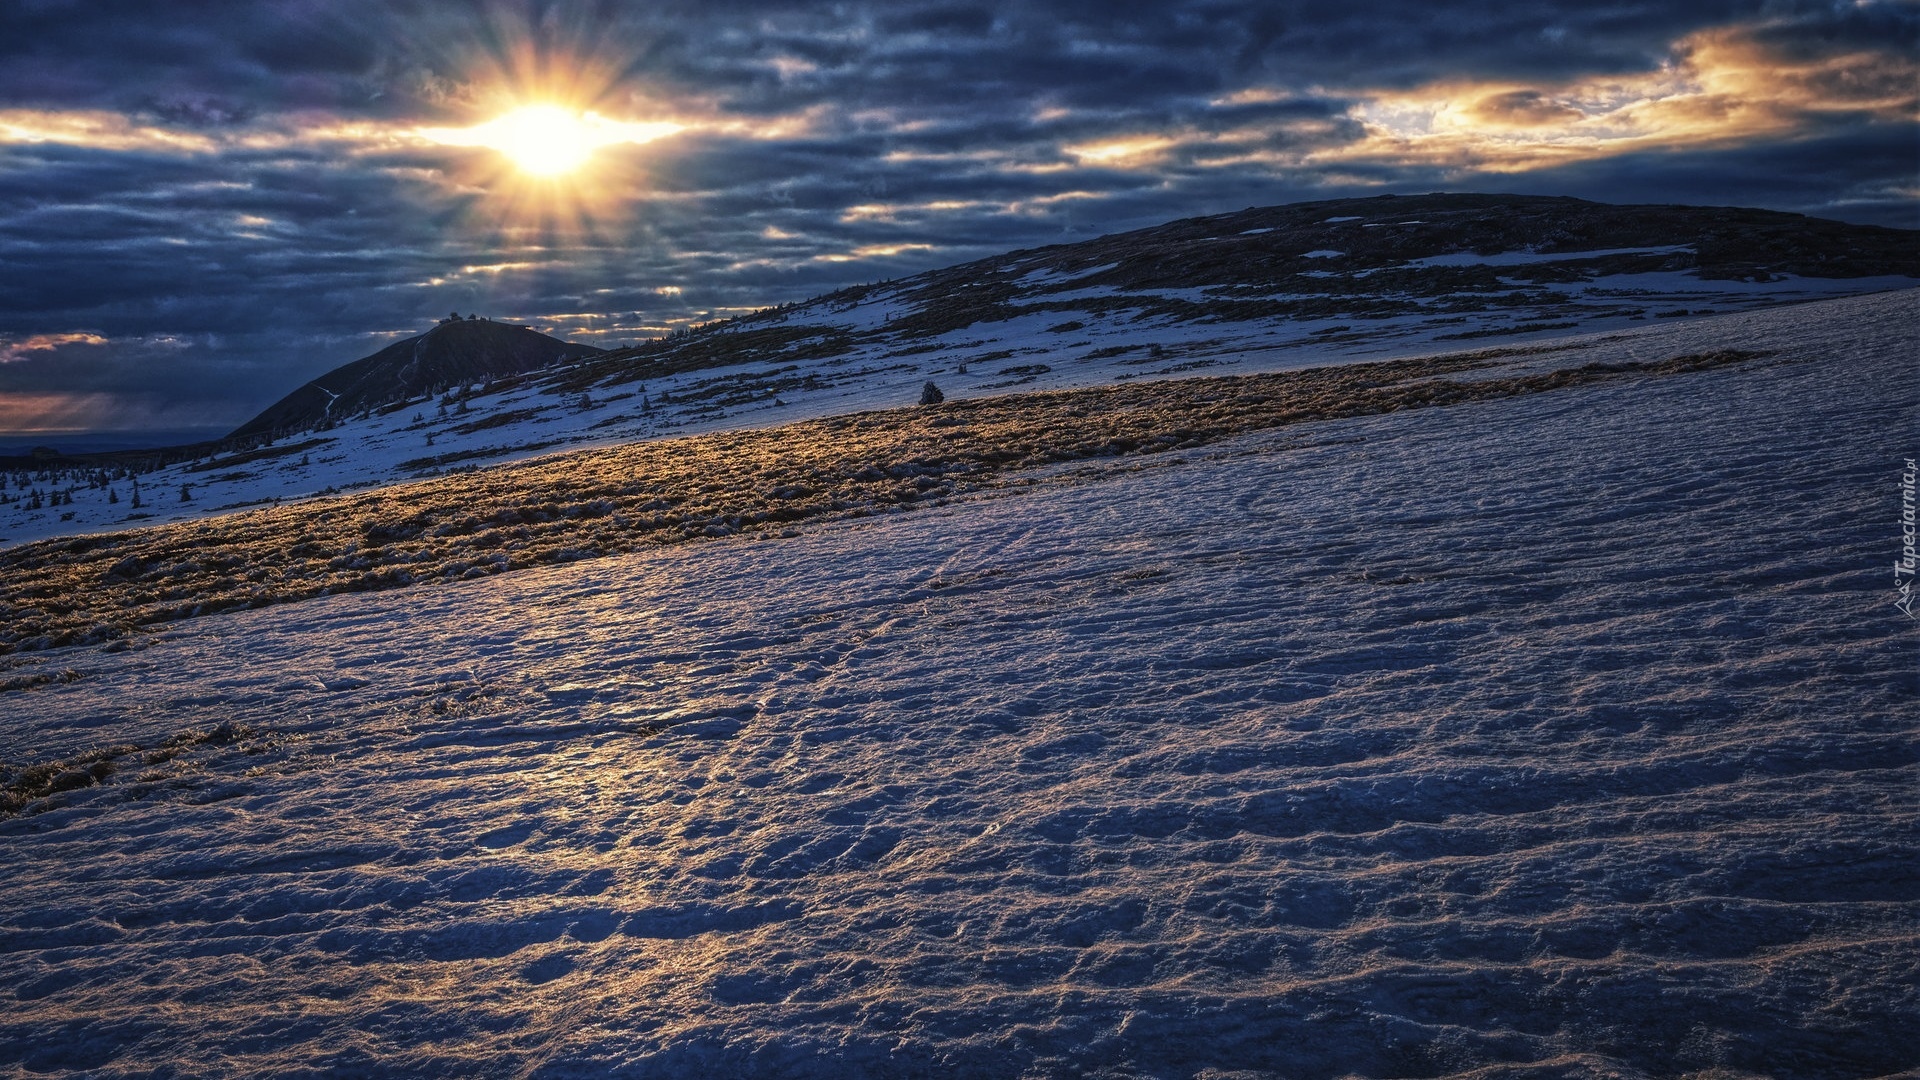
[{"left": 2, "top": 291, "right": 1913, "bottom": 1076}]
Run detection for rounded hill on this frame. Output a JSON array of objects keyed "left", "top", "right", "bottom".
[{"left": 230, "top": 318, "right": 601, "bottom": 439}]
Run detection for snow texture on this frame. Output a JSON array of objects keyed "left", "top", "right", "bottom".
[{"left": 0, "top": 291, "right": 1916, "bottom": 1077}]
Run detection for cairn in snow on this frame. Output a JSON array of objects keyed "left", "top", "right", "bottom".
[{"left": 919, "top": 380, "right": 945, "bottom": 406}]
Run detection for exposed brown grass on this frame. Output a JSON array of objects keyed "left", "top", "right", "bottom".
[
  {"left": 0, "top": 720, "right": 265, "bottom": 817},
  {"left": 0, "top": 349, "right": 1762, "bottom": 654}
]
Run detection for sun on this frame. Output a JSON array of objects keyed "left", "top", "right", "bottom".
[
  {"left": 485, "top": 105, "right": 597, "bottom": 176},
  {"left": 398, "top": 16, "right": 692, "bottom": 242},
  {"left": 419, "top": 104, "right": 683, "bottom": 179}
]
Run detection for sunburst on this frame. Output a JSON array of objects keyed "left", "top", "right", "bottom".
[
  {"left": 421, "top": 104, "right": 682, "bottom": 179},
  {"left": 397, "top": 10, "right": 692, "bottom": 248}
]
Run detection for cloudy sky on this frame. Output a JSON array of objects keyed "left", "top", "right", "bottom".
[{"left": 1, "top": 0, "right": 1914, "bottom": 441}]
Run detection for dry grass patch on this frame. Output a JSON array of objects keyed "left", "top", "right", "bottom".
[
  {"left": 0, "top": 350, "right": 1762, "bottom": 653},
  {"left": 0, "top": 721, "right": 265, "bottom": 818}
]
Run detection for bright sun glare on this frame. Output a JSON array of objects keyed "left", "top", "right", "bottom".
[
  {"left": 487, "top": 105, "right": 596, "bottom": 175},
  {"left": 421, "top": 105, "right": 683, "bottom": 178}
]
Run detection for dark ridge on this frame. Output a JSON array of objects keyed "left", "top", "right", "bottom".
[
  {"left": 0, "top": 320, "right": 602, "bottom": 473},
  {"left": 228, "top": 318, "right": 602, "bottom": 440},
  {"left": 974, "top": 193, "right": 1920, "bottom": 288},
  {"left": 0, "top": 437, "right": 235, "bottom": 475},
  {"left": 561, "top": 192, "right": 1917, "bottom": 384}
]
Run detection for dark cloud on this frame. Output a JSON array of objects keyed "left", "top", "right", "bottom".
[
  {"left": 0, "top": 0, "right": 1913, "bottom": 435},
  {"left": 1488, "top": 126, "right": 1920, "bottom": 231}
]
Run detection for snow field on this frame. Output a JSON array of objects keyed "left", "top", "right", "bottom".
[{"left": 0, "top": 290, "right": 1915, "bottom": 1077}]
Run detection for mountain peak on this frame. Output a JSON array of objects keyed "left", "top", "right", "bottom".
[{"left": 230, "top": 319, "right": 601, "bottom": 439}]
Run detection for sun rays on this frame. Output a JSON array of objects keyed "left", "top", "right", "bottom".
[
  {"left": 417, "top": 105, "right": 682, "bottom": 179},
  {"left": 380, "top": 5, "right": 697, "bottom": 245}
]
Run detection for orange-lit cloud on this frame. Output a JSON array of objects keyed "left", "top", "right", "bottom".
[
  {"left": 840, "top": 199, "right": 991, "bottom": 222},
  {"left": 0, "top": 110, "right": 217, "bottom": 153},
  {"left": 813, "top": 243, "right": 937, "bottom": 263},
  {"left": 839, "top": 191, "right": 1110, "bottom": 224},
  {"left": 0, "top": 108, "right": 414, "bottom": 161},
  {"left": 0, "top": 390, "right": 236, "bottom": 435},
  {"left": 1, "top": 333, "right": 109, "bottom": 364},
  {"left": 1318, "top": 22, "right": 1919, "bottom": 173},
  {"left": 1065, "top": 136, "right": 1177, "bottom": 166},
  {"left": 0, "top": 392, "right": 117, "bottom": 433}
]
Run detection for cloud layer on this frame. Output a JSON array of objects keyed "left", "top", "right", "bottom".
[{"left": 0, "top": 0, "right": 1913, "bottom": 436}]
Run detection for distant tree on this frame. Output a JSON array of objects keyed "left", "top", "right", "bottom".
[
  {"left": 919, "top": 380, "right": 945, "bottom": 405},
  {"left": 179, "top": 483, "right": 193, "bottom": 503},
  {"left": 108, "top": 488, "right": 118, "bottom": 504}
]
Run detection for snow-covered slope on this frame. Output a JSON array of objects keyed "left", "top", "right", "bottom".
[
  {"left": 2, "top": 195, "right": 1913, "bottom": 550},
  {"left": 2, "top": 290, "right": 1913, "bottom": 1077}
]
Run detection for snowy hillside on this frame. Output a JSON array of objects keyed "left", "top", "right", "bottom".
[
  {"left": 1, "top": 290, "right": 1913, "bottom": 1077},
  {"left": 2, "top": 194, "right": 1913, "bottom": 550}
]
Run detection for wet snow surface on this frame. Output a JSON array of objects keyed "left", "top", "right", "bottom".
[{"left": 3, "top": 293, "right": 1917, "bottom": 1077}]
